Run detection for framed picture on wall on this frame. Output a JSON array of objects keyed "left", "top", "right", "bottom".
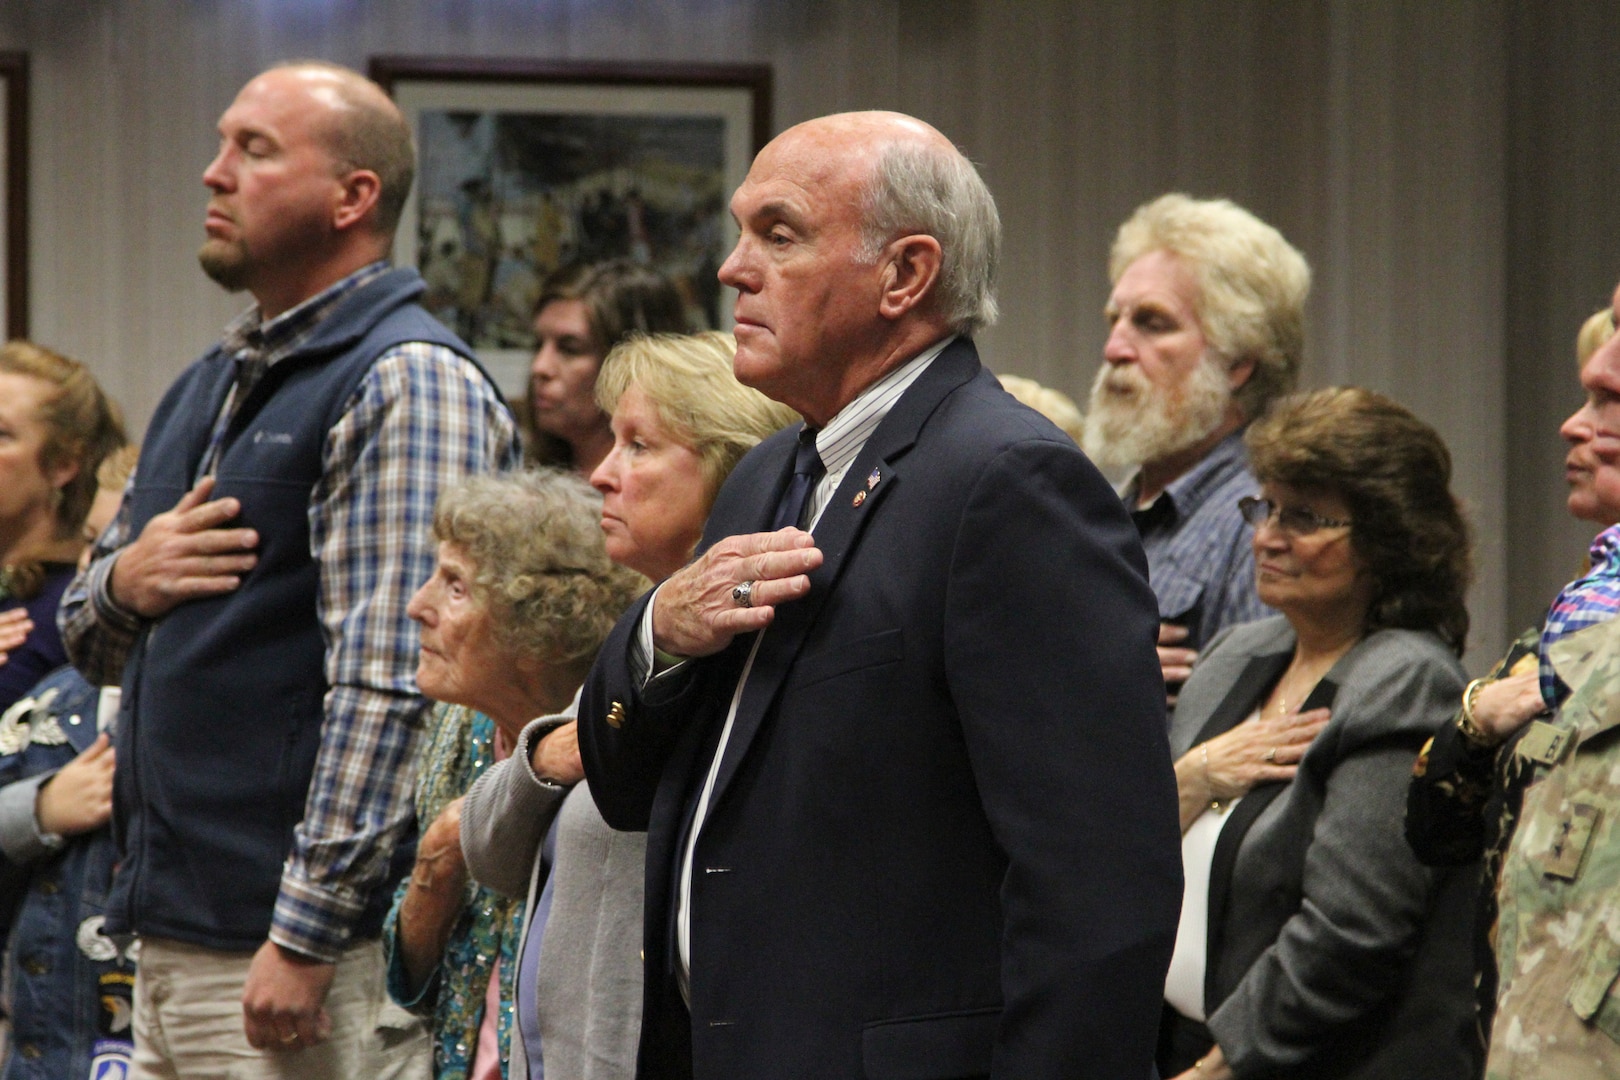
[
  {"left": 369, "top": 56, "right": 771, "bottom": 395},
  {"left": 0, "top": 52, "right": 28, "bottom": 340}
]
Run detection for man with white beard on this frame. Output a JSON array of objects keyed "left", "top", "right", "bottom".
[{"left": 1083, "top": 194, "right": 1310, "bottom": 704}]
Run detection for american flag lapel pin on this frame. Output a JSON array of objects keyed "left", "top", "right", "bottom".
[{"left": 854, "top": 467, "right": 882, "bottom": 507}]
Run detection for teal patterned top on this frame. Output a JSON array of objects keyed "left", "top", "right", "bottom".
[{"left": 383, "top": 703, "right": 524, "bottom": 1080}]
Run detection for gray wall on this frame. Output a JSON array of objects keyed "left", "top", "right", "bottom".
[{"left": 1, "top": 0, "right": 1610, "bottom": 667}]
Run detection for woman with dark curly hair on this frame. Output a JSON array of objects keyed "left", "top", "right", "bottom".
[{"left": 1157, "top": 387, "right": 1479, "bottom": 1080}]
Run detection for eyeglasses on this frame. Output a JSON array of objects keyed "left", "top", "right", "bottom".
[{"left": 1237, "top": 496, "right": 1351, "bottom": 536}]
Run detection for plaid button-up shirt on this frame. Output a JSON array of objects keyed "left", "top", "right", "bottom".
[
  {"left": 60, "top": 262, "right": 519, "bottom": 960},
  {"left": 1126, "top": 431, "right": 1271, "bottom": 653},
  {"left": 1539, "top": 522, "right": 1620, "bottom": 708}
]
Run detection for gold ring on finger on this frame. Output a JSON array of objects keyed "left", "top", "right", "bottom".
[{"left": 1264, "top": 746, "right": 1277, "bottom": 764}]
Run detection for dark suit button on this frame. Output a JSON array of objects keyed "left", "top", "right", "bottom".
[
  {"left": 23, "top": 958, "right": 48, "bottom": 976},
  {"left": 37, "top": 879, "right": 58, "bottom": 895},
  {"left": 606, "top": 701, "right": 627, "bottom": 729},
  {"left": 19, "top": 1044, "right": 40, "bottom": 1059}
]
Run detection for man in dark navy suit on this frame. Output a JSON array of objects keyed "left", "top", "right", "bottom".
[{"left": 580, "top": 110, "right": 1181, "bottom": 1080}]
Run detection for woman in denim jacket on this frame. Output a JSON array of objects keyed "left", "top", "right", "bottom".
[{"left": 0, "top": 663, "right": 131, "bottom": 1078}]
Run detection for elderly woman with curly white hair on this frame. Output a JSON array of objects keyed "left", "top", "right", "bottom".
[{"left": 381, "top": 469, "right": 645, "bottom": 1080}]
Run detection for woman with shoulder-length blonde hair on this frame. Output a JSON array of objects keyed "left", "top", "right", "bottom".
[{"left": 458, "top": 330, "right": 797, "bottom": 1080}]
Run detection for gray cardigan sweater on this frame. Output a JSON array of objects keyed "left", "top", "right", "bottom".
[
  {"left": 1170, "top": 617, "right": 1479, "bottom": 1080},
  {"left": 459, "top": 699, "right": 644, "bottom": 1080}
]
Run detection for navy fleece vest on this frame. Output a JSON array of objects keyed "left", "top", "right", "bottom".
[{"left": 106, "top": 269, "right": 480, "bottom": 952}]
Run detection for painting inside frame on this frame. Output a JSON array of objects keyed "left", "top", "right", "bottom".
[{"left": 382, "top": 66, "right": 765, "bottom": 395}]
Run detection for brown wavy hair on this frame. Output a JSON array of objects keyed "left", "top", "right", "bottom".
[
  {"left": 1245, "top": 387, "right": 1472, "bottom": 654},
  {"left": 523, "top": 260, "right": 690, "bottom": 467}
]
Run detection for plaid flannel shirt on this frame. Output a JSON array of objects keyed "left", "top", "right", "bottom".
[
  {"left": 1126, "top": 431, "right": 1272, "bottom": 651},
  {"left": 1538, "top": 521, "right": 1620, "bottom": 708},
  {"left": 59, "top": 262, "right": 519, "bottom": 960}
]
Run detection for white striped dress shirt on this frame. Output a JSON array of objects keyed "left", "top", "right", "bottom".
[{"left": 667, "top": 335, "right": 954, "bottom": 993}]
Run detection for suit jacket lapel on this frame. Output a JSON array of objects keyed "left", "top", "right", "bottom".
[
  {"left": 1191, "top": 650, "right": 1293, "bottom": 750},
  {"left": 1203, "top": 673, "right": 1340, "bottom": 1010},
  {"left": 704, "top": 340, "right": 982, "bottom": 813}
]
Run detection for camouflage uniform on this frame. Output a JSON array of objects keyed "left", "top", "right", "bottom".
[{"left": 1487, "top": 615, "right": 1620, "bottom": 1078}]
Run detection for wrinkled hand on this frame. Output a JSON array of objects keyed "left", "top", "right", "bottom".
[
  {"left": 1159, "top": 622, "right": 1198, "bottom": 703},
  {"left": 36, "top": 733, "right": 115, "bottom": 836},
  {"left": 398, "top": 798, "right": 469, "bottom": 995},
  {"left": 1200, "top": 707, "right": 1331, "bottom": 802},
  {"left": 418, "top": 797, "right": 467, "bottom": 880},
  {"left": 651, "top": 529, "right": 823, "bottom": 658},
  {"left": 110, "top": 476, "right": 258, "bottom": 619},
  {"left": 532, "top": 720, "right": 585, "bottom": 786},
  {"left": 0, "top": 608, "right": 33, "bottom": 667},
  {"left": 1471, "top": 671, "right": 1545, "bottom": 744},
  {"left": 241, "top": 941, "right": 335, "bottom": 1051}
]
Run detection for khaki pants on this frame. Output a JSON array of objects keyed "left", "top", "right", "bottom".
[{"left": 131, "top": 937, "right": 429, "bottom": 1080}]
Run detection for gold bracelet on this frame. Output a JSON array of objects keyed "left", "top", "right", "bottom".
[{"left": 1456, "top": 677, "right": 1497, "bottom": 748}]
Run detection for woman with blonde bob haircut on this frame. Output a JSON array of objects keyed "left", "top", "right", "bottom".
[
  {"left": 584, "top": 331, "right": 799, "bottom": 583},
  {"left": 594, "top": 330, "right": 800, "bottom": 495},
  {"left": 457, "top": 330, "right": 796, "bottom": 1080},
  {"left": 1577, "top": 306, "right": 1615, "bottom": 367}
]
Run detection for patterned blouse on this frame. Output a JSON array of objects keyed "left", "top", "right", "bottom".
[{"left": 384, "top": 703, "right": 524, "bottom": 1080}]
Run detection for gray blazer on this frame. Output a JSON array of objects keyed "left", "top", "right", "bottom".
[
  {"left": 460, "top": 701, "right": 644, "bottom": 1080},
  {"left": 1170, "top": 617, "right": 1479, "bottom": 1080}
]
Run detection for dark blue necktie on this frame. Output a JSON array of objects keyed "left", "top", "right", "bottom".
[{"left": 772, "top": 428, "right": 825, "bottom": 531}]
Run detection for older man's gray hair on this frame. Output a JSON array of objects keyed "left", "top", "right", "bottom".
[{"left": 857, "top": 140, "right": 1001, "bottom": 336}]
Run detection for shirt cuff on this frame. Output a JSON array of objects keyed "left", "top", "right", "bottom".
[
  {"left": 631, "top": 592, "right": 656, "bottom": 685},
  {"left": 88, "top": 553, "right": 145, "bottom": 634},
  {"left": 382, "top": 912, "right": 440, "bottom": 1013},
  {"left": 270, "top": 871, "right": 366, "bottom": 963},
  {"left": 0, "top": 772, "right": 64, "bottom": 864},
  {"left": 516, "top": 715, "right": 577, "bottom": 791},
  {"left": 634, "top": 585, "right": 688, "bottom": 686}
]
